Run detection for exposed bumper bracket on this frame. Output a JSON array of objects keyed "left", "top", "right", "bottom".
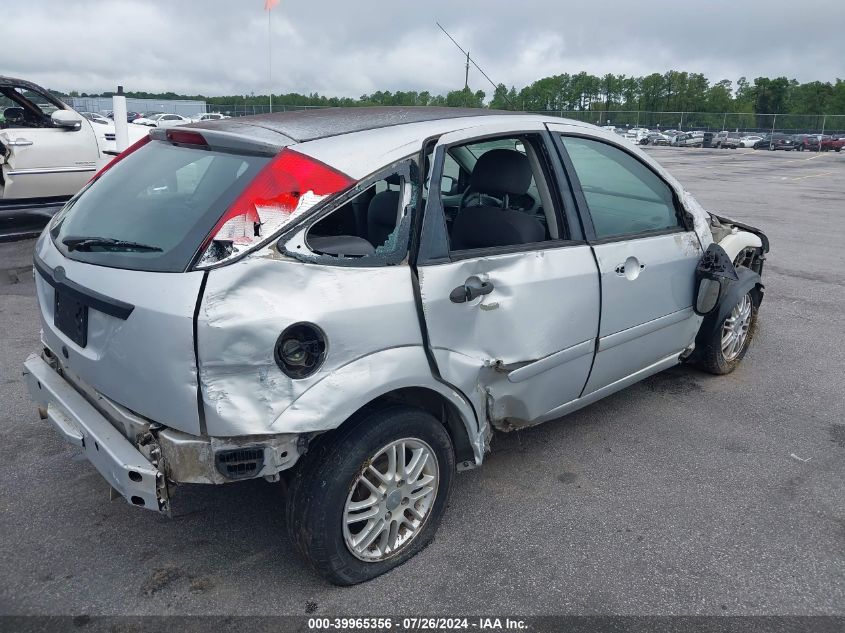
[{"left": 23, "top": 353, "right": 168, "bottom": 513}]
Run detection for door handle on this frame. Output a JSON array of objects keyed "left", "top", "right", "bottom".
[
  {"left": 615, "top": 257, "right": 645, "bottom": 279},
  {"left": 449, "top": 276, "right": 494, "bottom": 303},
  {"left": 6, "top": 138, "right": 33, "bottom": 146}
]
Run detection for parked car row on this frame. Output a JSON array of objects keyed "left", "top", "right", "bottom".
[
  {"left": 749, "top": 133, "right": 845, "bottom": 151},
  {"left": 100, "top": 110, "right": 230, "bottom": 126},
  {"left": 601, "top": 126, "right": 844, "bottom": 152}
]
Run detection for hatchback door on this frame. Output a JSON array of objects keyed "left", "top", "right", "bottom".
[
  {"left": 36, "top": 134, "right": 279, "bottom": 434},
  {"left": 549, "top": 126, "right": 702, "bottom": 394},
  {"left": 416, "top": 122, "right": 600, "bottom": 427},
  {"left": 33, "top": 236, "right": 206, "bottom": 434}
]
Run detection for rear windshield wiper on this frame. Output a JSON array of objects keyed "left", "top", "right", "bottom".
[{"left": 62, "top": 236, "right": 163, "bottom": 252}]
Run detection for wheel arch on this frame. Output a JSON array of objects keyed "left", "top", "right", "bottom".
[
  {"left": 269, "top": 346, "right": 484, "bottom": 467},
  {"left": 355, "top": 387, "right": 478, "bottom": 469},
  {"left": 695, "top": 267, "right": 763, "bottom": 346}
]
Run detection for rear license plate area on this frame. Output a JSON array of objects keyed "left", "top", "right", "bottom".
[{"left": 54, "top": 290, "right": 88, "bottom": 347}]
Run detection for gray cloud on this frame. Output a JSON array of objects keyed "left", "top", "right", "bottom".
[{"left": 2, "top": 0, "right": 843, "bottom": 97}]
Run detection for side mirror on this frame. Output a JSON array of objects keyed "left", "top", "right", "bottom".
[
  {"left": 695, "top": 278, "right": 722, "bottom": 315},
  {"left": 51, "top": 110, "right": 82, "bottom": 130},
  {"left": 693, "top": 243, "right": 738, "bottom": 316},
  {"left": 440, "top": 175, "right": 456, "bottom": 195}
]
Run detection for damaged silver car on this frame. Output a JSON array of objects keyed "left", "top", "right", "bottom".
[{"left": 23, "top": 108, "right": 768, "bottom": 585}]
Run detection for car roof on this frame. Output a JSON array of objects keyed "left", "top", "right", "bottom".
[
  {"left": 192, "top": 106, "right": 521, "bottom": 143},
  {"left": 0, "top": 75, "right": 49, "bottom": 92}
]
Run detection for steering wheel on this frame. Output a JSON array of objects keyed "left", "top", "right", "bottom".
[{"left": 459, "top": 186, "right": 504, "bottom": 210}]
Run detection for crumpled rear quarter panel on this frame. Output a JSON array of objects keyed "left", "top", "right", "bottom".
[{"left": 197, "top": 253, "right": 423, "bottom": 436}]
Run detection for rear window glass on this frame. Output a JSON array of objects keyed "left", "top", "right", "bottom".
[{"left": 51, "top": 141, "right": 269, "bottom": 272}]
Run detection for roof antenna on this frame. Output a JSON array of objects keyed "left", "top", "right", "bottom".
[{"left": 436, "top": 21, "right": 515, "bottom": 109}]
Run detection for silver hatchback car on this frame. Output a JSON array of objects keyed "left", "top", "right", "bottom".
[{"left": 23, "top": 108, "right": 768, "bottom": 585}]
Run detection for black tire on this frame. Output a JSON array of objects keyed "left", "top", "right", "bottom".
[
  {"left": 698, "top": 292, "right": 758, "bottom": 375},
  {"left": 286, "top": 405, "right": 455, "bottom": 585}
]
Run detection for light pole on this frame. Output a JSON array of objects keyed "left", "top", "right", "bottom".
[{"left": 820, "top": 114, "right": 827, "bottom": 152}]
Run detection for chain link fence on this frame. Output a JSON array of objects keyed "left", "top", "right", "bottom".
[
  {"left": 77, "top": 97, "right": 845, "bottom": 135},
  {"left": 530, "top": 110, "right": 845, "bottom": 135},
  {"left": 198, "top": 104, "right": 330, "bottom": 117},
  {"left": 207, "top": 105, "right": 844, "bottom": 134}
]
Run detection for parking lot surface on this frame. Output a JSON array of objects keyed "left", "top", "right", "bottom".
[{"left": 0, "top": 147, "right": 843, "bottom": 616}]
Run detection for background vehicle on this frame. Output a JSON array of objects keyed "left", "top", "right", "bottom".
[
  {"left": 713, "top": 131, "right": 741, "bottom": 149},
  {"left": 672, "top": 132, "right": 704, "bottom": 147},
  {"left": 793, "top": 134, "right": 822, "bottom": 151},
  {"left": 0, "top": 75, "right": 147, "bottom": 239},
  {"left": 639, "top": 132, "right": 670, "bottom": 146},
  {"left": 819, "top": 136, "right": 844, "bottom": 152},
  {"left": 105, "top": 111, "right": 141, "bottom": 122},
  {"left": 753, "top": 133, "right": 795, "bottom": 150},
  {"left": 739, "top": 134, "right": 763, "bottom": 148},
  {"left": 80, "top": 112, "right": 110, "bottom": 126},
  {"left": 132, "top": 112, "right": 192, "bottom": 127},
  {"left": 22, "top": 109, "right": 767, "bottom": 585},
  {"left": 192, "top": 112, "right": 230, "bottom": 122}
]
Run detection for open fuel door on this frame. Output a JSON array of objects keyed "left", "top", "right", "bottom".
[{"left": 415, "top": 121, "right": 600, "bottom": 430}]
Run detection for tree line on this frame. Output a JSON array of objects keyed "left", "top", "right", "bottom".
[{"left": 64, "top": 71, "right": 845, "bottom": 121}]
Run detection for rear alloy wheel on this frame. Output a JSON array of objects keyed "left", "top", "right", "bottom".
[
  {"left": 286, "top": 405, "right": 454, "bottom": 585},
  {"left": 699, "top": 291, "right": 758, "bottom": 375},
  {"left": 342, "top": 438, "right": 439, "bottom": 562}
]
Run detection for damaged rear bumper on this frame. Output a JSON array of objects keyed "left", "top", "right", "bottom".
[
  {"left": 23, "top": 352, "right": 304, "bottom": 513},
  {"left": 23, "top": 353, "right": 168, "bottom": 511}
]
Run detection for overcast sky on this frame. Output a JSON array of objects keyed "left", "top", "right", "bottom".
[{"left": 3, "top": 0, "right": 844, "bottom": 97}]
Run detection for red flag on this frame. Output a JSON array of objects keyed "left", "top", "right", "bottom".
[{"left": 265, "top": 0, "right": 280, "bottom": 9}]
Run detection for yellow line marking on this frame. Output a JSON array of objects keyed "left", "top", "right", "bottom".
[
  {"left": 787, "top": 152, "right": 838, "bottom": 162},
  {"left": 792, "top": 171, "right": 833, "bottom": 180}
]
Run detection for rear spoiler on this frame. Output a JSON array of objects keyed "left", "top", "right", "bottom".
[{"left": 148, "top": 125, "right": 293, "bottom": 157}]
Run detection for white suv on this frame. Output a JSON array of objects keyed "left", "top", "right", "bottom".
[{"left": 0, "top": 76, "right": 146, "bottom": 237}]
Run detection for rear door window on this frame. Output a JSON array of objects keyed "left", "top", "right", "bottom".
[{"left": 51, "top": 140, "right": 269, "bottom": 272}]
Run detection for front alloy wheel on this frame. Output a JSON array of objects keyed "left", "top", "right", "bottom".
[
  {"left": 720, "top": 293, "right": 753, "bottom": 361},
  {"left": 699, "top": 291, "right": 758, "bottom": 375}
]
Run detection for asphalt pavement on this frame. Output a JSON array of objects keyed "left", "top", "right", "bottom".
[{"left": 0, "top": 146, "right": 842, "bottom": 616}]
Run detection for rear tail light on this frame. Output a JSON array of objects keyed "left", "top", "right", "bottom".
[
  {"left": 89, "top": 134, "right": 150, "bottom": 182},
  {"left": 195, "top": 148, "right": 354, "bottom": 268}
]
